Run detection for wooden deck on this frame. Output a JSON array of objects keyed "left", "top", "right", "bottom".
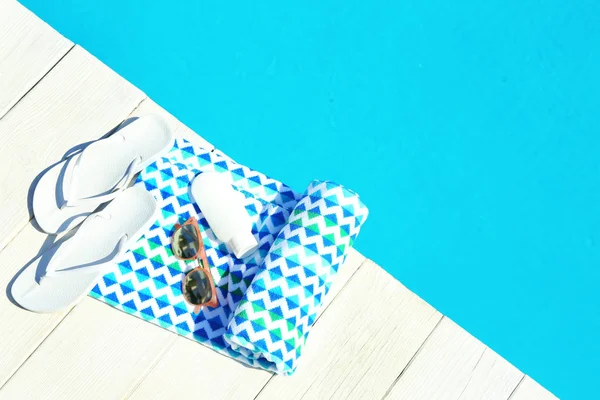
[{"left": 0, "top": 1, "right": 557, "bottom": 399}]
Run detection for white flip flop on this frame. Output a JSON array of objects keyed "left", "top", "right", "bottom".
[
  {"left": 33, "top": 114, "right": 172, "bottom": 234},
  {"left": 12, "top": 186, "right": 157, "bottom": 313}
]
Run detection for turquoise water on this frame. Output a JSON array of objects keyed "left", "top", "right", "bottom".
[{"left": 20, "top": 0, "right": 599, "bottom": 397}]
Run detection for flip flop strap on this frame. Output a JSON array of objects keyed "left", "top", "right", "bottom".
[
  {"left": 42, "top": 223, "right": 128, "bottom": 280},
  {"left": 61, "top": 155, "right": 141, "bottom": 209}
]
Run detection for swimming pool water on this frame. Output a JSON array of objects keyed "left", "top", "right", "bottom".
[{"left": 20, "top": 0, "right": 600, "bottom": 397}]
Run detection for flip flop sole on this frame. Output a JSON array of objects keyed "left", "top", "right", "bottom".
[
  {"left": 13, "top": 186, "right": 157, "bottom": 313},
  {"left": 33, "top": 114, "right": 172, "bottom": 234}
]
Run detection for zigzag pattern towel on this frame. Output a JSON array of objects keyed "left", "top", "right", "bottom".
[
  {"left": 225, "top": 181, "right": 368, "bottom": 373},
  {"left": 90, "top": 138, "right": 368, "bottom": 374}
]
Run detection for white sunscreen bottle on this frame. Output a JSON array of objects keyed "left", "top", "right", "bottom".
[{"left": 190, "top": 172, "right": 258, "bottom": 259}]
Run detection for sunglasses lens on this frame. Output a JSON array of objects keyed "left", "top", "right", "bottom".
[
  {"left": 172, "top": 224, "right": 200, "bottom": 259},
  {"left": 183, "top": 269, "right": 213, "bottom": 305}
]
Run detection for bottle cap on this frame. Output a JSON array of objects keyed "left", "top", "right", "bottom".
[{"left": 229, "top": 232, "right": 259, "bottom": 259}]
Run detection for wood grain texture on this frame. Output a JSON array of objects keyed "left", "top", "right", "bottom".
[
  {"left": 126, "top": 247, "right": 366, "bottom": 400},
  {"left": 126, "top": 337, "right": 272, "bottom": 400},
  {"left": 256, "top": 260, "right": 442, "bottom": 400},
  {"left": 128, "top": 98, "right": 214, "bottom": 150},
  {"left": 457, "top": 348, "right": 524, "bottom": 400},
  {"left": 384, "top": 317, "right": 523, "bottom": 400},
  {"left": 0, "top": 0, "right": 73, "bottom": 119},
  {"left": 0, "top": 223, "right": 70, "bottom": 388},
  {"left": 510, "top": 376, "right": 559, "bottom": 400},
  {"left": 0, "top": 299, "right": 174, "bottom": 400},
  {"left": 0, "top": 45, "right": 145, "bottom": 250}
]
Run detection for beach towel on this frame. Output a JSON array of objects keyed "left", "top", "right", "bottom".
[{"left": 90, "top": 137, "right": 368, "bottom": 374}]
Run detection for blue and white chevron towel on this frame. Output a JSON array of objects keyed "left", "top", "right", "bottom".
[{"left": 91, "top": 138, "right": 368, "bottom": 374}]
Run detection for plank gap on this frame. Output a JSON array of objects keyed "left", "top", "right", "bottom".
[
  {"left": 0, "top": 306, "right": 74, "bottom": 390},
  {"left": 506, "top": 375, "right": 526, "bottom": 400},
  {"left": 123, "top": 335, "right": 178, "bottom": 399},
  {"left": 255, "top": 261, "right": 442, "bottom": 400},
  {"left": 455, "top": 347, "right": 488, "bottom": 400},
  {"left": 0, "top": 0, "right": 73, "bottom": 118},
  {"left": 252, "top": 373, "right": 276, "bottom": 400},
  {"left": 0, "top": 44, "right": 75, "bottom": 124},
  {"left": 380, "top": 315, "right": 446, "bottom": 400}
]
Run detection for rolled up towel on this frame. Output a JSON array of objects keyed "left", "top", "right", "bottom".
[{"left": 224, "top": 180, "right": 369, "bottom": 374}]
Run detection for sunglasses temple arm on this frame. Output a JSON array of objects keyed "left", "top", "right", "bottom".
[{"left": 198, "top": 245, "right": 210, "bottom": 270}]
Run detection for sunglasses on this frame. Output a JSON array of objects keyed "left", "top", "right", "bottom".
[{"left": 171, "top": 217, "right": 218, "bottom": 312}]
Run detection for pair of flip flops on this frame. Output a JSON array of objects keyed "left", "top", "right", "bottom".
[{"left": 12, "top": 115, "right": 173, "bottom": 313}]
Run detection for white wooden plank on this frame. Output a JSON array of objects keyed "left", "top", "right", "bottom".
[
  {"left": 0, "top": 0, "right": 72, "bottom": 118},
  {"left": 510, "top": 376, "right": 558, "bottom": 400},
  {"left": 256, "top": 260, "right": 442, "bottom": 400},
  {"left": 128, "top": 98, "right": 214, "bottom": 150},
  {"left": 0, "top": 45, "right": 145, "bottom": 250},
  {"left": 454, "top": 348, "right": 524, "bottom": 400},
  {"left": 384, "top": 317, "right": 523, "bottom": 400},
  {"left": 0, "top": 298, "right": 174, "bottom": 400},
  {"left": 0, "top": 223, "right": 70, "bottom": 388},
  {"left": 126, "top": 247, "right": 366, "bottom": 400},
  {"left": 126, "top": 337, "right": 271, "bottom": 400}
]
